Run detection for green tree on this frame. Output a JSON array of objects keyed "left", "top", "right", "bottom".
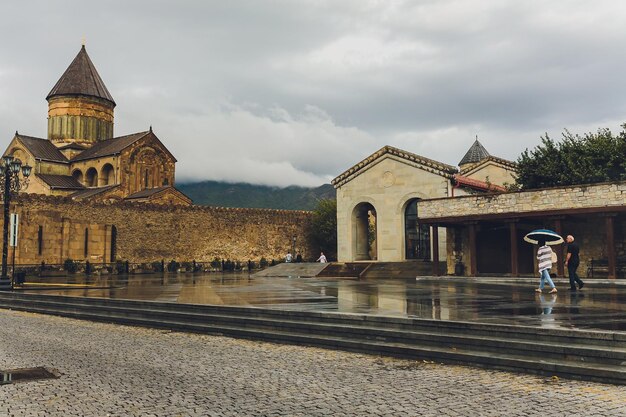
[
  {"left": 515, "top": 125, "right": 626, "bottom": 189},
  {"left": 308, "top": 199, "right": 337, "bottom": 261}
]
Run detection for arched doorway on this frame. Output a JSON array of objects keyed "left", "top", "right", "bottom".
[
  {"left": 352, "top": 202, "right": 377, "bottom": 261},
  {"left": 404, "top": 199, "right": 430, "bottom": 260},
  {"left": 85, "top": 168, "right": 98, "bottom": 187}
]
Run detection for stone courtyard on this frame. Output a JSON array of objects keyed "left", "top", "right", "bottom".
[{"left": 1, "top": 308, "right": 625, "bottom": 417}]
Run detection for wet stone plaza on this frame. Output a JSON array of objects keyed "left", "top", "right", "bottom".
[
  {"left": 3, "top": 273, "right": 626, "bottom": 416},
  {"left": 20, "top": 272, "right": 626, "bottom": 332}
]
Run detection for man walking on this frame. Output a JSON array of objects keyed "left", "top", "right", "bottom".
[{"left": 565, "top": 235, "right": 584, "bottom": 291}]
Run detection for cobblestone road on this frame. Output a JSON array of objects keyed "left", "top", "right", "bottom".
[{"left": 0, "top": 309, "right": 625, "bottom": 417}]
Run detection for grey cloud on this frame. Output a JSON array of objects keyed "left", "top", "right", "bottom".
[{"left": 2, "top": 1, "right": 626, "bottom": 185}]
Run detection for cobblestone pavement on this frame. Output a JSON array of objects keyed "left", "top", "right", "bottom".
[{"left": 0, "top": 309, "right": 625, "bottom": 417}]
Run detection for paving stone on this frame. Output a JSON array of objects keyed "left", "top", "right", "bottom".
[{"left": 0, "top": 309, "right": 625, "bottom": 416}]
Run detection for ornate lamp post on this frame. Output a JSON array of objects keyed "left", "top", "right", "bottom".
[{"left": 0, "top": 155, "right": 31, "bottom": 290}]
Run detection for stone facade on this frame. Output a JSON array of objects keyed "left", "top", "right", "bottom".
[
  {"left": 333, "top": 147, "right": 456, "bottom": 262},
  {"left": 11, "top": 194, "right": 313, "bottom": 265},
  {"left": 418, "top": 181, "right": 626, "bottom": 219}
]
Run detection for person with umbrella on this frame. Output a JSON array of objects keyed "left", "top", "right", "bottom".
[{"left": 524, "top": 229, "right": 563, "bottom": 294}]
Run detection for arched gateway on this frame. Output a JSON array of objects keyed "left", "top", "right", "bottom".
[{"left": 352, "top": 202, "right": 377, "bottom": 260}]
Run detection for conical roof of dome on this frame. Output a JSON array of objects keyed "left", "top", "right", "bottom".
[
  {"left": 459, "top": 138, "right": 489, "bottom": 166},
  {"left": 46, "top": 45, "right": 115, "bottom": 105}
]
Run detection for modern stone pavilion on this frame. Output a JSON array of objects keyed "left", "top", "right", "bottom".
[
  {"left": 332, "top": 140, "right": 516, "bottom": 264},
  {"left": 418, "top": 181, "right": 626, "bottom": 278}
]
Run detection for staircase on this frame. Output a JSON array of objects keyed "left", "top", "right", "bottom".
[
  {"left": 316, "top": 262, "right": 372, "bottom": 278},
  {"left": 361, "top": 261, "right": 446, "bottom": 279},
  {"left": 1, "top": 292, "right": 625, "bottom": 384}
]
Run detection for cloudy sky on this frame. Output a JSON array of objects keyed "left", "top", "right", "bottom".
[{"left": 2, "top": 1, "right": 626, "bottom": 187}]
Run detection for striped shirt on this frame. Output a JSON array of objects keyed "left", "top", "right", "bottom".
[{"left": 537, "top": 245, "right": 553, "bottom": 272}]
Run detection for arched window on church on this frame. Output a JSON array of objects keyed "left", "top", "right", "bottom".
[
  {"left": 110, "top": 225, "right": 117, "bottom": 263},
  {"left": 38, "top": 226, "right": 43, "bottom": 256},
  {"left": 84, "top": 227, "right": 89, "bottom": 258},
  {"left": 100, "top": 164, "right": 114, "bottom": 186},
  {"left": 85, "top": 168, "right": 98, "bottom": 187},
  {"left": 72, "top": 169, "right": 83, "bottom": 185}
]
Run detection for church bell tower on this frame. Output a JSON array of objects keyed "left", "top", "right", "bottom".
[{"left": 46, "top": 45, "right": 116, "bottom": 148}]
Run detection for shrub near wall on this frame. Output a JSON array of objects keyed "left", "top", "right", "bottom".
[{"left": 13, "top": 194, "right": 314, "bottom": 265}]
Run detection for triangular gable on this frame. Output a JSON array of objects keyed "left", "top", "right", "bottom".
[
  {"left": 125, "top": 186, "right": 191, "bottom": 206},
  {"left": 461, "top": 155, "right": 517, "bottom": 176},
  {"left": 10, "top": 134, "right": 68, "bottom": 163},
  {"left": 331, "top": 145, "right": 457, "bottom": 189},
  {"left": 131, "top": 130, "right": 178, "bottom": 163}
]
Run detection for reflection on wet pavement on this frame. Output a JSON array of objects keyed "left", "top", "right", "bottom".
[{"left": 21, "top": 273, "right": 626, "bottom": 332}]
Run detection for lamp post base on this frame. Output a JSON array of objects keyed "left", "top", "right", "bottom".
[{"left": 0, "top": 277, "right": 12, "bottom": 291}]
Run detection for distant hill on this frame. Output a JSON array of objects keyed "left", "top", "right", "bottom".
[{"left": 177, "top": 181, "right": 335, "bottom": 210}]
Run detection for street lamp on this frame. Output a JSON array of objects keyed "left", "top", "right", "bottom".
[{"left": 0, "top": 155, "right": 31, "bottom": 290}]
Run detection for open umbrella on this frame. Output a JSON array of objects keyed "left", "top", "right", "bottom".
[{"left": 523, "top": 229, "right": 564, "bottom": 245}]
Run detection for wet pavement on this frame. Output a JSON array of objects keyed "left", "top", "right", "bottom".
[{"left": 19, "top": 272, "right": 626, "bottom": 332}]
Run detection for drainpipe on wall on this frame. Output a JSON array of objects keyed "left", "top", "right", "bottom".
[{"left": 450, "top": 176, "right": 461, "bottom": 197}]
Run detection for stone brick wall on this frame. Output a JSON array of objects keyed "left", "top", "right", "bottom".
[
  {"left": 11, "top": 194, "right": 314, "bottom": 265},
  {"left": 419, "top": 181, "right": 626, "bottom": 219}
]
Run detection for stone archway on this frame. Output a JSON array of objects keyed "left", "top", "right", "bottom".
[
  {"left": 352, "top": 202, "right": 377, "bottom": 261},
  {"left": 404, "top": 198, "right": 430, "bottom": 260},
  {"left": 72, "top": 169, "right": 84, "bottom": 185},
  {"left": 100, "top": 163, "right": 115, "bottom": 186},
  {"left": 85, "top": 167, "right": 98, "bottom": 187}
]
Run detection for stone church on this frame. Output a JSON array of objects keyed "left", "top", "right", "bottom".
[
  {"left": 3, "top": 45, "right": 191, "bottom": 205},
  {"left": 332, "top": 139, "right": 516, "bottom": 263}
]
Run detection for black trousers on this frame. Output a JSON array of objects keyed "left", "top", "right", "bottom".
[{"left": 568, "top": 263, "right": 583, "bottom": 289}]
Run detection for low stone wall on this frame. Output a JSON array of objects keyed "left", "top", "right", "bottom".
[
  {"left": 419, "top": 181, "right": 626, "bottom": 219},
  {"left": 12, "top": 194, "right": 314, "bottom": 265}
]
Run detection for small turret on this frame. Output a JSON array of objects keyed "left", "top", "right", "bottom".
[
  {"left": 459, "top": 137, "right": 490, "bottom": 172},
  {"left": 46, "top": 45, "right": 116, "bottom": 148}
]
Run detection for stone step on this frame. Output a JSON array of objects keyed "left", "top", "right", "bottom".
[
  {"left": 1, "top": 298, "right": 625, "bottom": 385},
  {"left": 316, "top": 263, "right": 371, "bottom": 278},
  {"left": 359, "top": 261, "right": 446, "bottom": 279},
  {"left": 5, "top": 296, "right": 625, "bottom": 366},
  {"left": 2, "top": 294, "right": 626, "bottom": 371},
  {"left": 2, "top": 292, "right": 624, "bottom": 348}
]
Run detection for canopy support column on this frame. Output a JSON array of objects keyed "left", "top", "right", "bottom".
[
  {"left": 432, "top": 224, "right": 439, "bottom": 276},
  {"left": 468, "top": 223, "right": 477, "bottom": 277},
  {"left": 552, "top": 218, "right": 565, "bottom": 277},
  {"left": 606, "top": 215, "right": 616, "bottom": 279},
  {"left": 509, "top": 221, "right": 518, "bottom": 277}
]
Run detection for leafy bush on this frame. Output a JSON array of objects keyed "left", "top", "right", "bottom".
[
  {"left": 259, "top": 257, "right": 268, "bottom": 268},
  {"left": 308, "top": 199, "right": 337, "bottom": 260},
  {"left": 115, "top": 260, "right": 126, "bottom": 274},
  {"left": 63, "top": 259, "right": 77, "bottom": 273},
  {"left": 167, "top": 260, "right": 180, "bottom": 272},
  {"left": 151, "top": 261, "right": 164, "bottom": 272},
  {"left": 210, "top": 257, "right": 222, "bottom": 269}
]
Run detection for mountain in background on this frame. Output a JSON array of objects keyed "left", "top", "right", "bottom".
[{"left": 177, "top": 181, "right": 335, "bottom": 210}]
